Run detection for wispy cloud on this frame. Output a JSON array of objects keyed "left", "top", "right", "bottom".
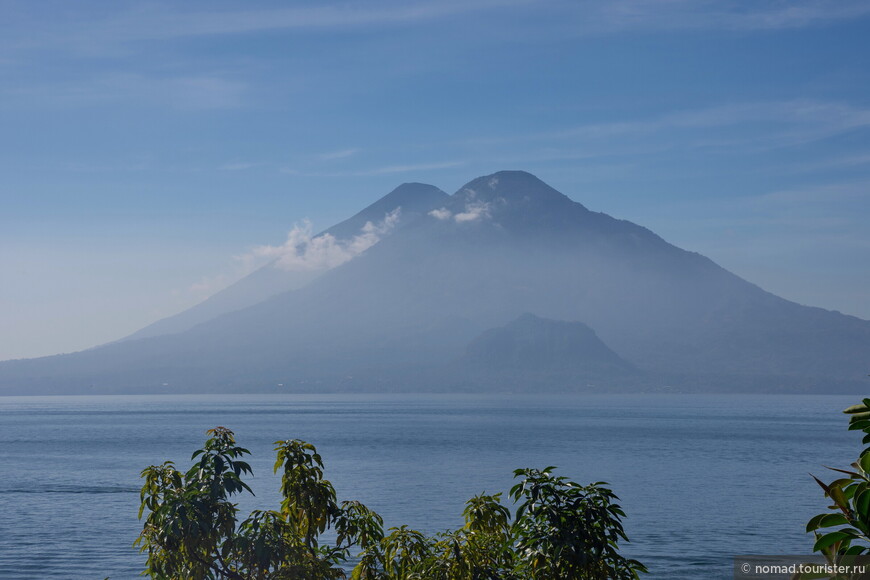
[
  {"left": 184, "top": 209, "right": 405, "bottom": 302},
  {"left": 359, "top": 161, "right": 465, "bottom": 175},
  {"left": 62, "top": 158, "right": 152, "bottom": 173},
  {"left": 124, "top": 1, "right": 527, "bottom": 39},
  {"left": 184, "top": 250, "right": 270, "bottom": 300},
  {"left": 554, "top": 101, "right": 870, "bottom": 144},
  {"left": 453, "top": 200, "right": 492, "bottom": 223},
  {"left": 4, "top": 1, "right": 529, "bottom": 55},
  {"left": 283, "top": 161, "right": 465, "bottom": 178},
  {"left": 429, "top": 208, "right": 453, "bottom": 220},
  {"left": 7, "top": 0, "right": 865, "bottom": 57},
  {"left": 219, "top": 161, "right": 265, "bottom": 171},
  {"left": 2, "top": 73, "right": 247, "bottom": 110},
  {"left": 647, "top": 179, "right": 870, "bottom": 242},
  {"left": 251, "top": 208, "right": 402, "bottom": 272},
  {"left": 468, "top": 100, "right": 870, "bottom": 159},
  {"left": 429, "top": 201, "right": 493, "bottom": 223},
  {"left": 271, "top": 160, "right": 463, "bottom": 178},
  {"left": 749, "top": 179, "right": 870, "bottom": 208},
  {"left": 317, "top": 148, "right": 361, "bottom": 161},
  {"left": 188, "top": 274, "right": 230, "bottom": 298},
  {"left": 584, "top": 0, "right": 870, "bottom": 33},
  {"left": 783, "top": 151, "right": 870, "bottom": 174}
]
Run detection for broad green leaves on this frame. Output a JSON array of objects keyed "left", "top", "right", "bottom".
[
  {"left": 136, "top": 428, "right": 379, "bottom": 579},
  {"left": 804, "top": 399, "right": 870, "bottom": 579},
  {"left": 346, "top": 471, "right": 647, "bottom": 579},
  {"left": 137, "top": 428, "right": 646, "bottom": 579},
  {"left": 508, "top": 469, "right": 646, "bottom": 579}
]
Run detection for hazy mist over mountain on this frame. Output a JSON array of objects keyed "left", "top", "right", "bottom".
[
  {"left": 123, "top": 183, "right": 449, "bottom": 341},
  {"left": 1, "top": 170, "right": 867, "bottom": 395}
]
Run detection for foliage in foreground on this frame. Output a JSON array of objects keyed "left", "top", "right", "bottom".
[
  {"left": 135, "top": 427, "right": 646, "bottom": 579},
  {"left": 804, "top": 398, "right": 870, "bottom": 579}
]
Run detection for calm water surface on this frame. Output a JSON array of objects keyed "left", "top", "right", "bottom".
[{"left": 0, "top": 394, "right": 861, "bottom": 579}]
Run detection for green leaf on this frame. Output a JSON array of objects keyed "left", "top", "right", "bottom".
[
  {"left": 856, "top": 489, "right": 870, "bottom": 517},
  {"left": 812, "top": 475, "right": 832, "bottom": 496},
  {"left": 830, "top": 486, "right": 850, "bottom": 511},
  {"left": 824, "top": 465, "right": 861, "bottom": 477},
  {"left": 813, "top": 530, "right": 857, "bottom": 552},
  {"left": 807, "top": 514, "right": 831, "bottom": 533},
  {"left": 816, "top": 513, "right": 850, "bottom": 530}
]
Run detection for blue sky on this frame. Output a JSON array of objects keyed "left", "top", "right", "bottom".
[{"left": 1, "top": 0, "right": 869, "bottom": 360}]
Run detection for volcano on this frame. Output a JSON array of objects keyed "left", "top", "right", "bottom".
[{"left": 1, "top": 171, "right": 867, "bottom": 394}]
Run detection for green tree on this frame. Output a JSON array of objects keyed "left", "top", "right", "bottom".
[
  {"left": 351, "top": 493, "right": 516, "bottom": 579},
  {"left": 135, "top": 427, "right": 382, "bottom": 579},
  {"left": 804, "top": 398, "right": 870, "bottom": 579},
  {"left": 136, "top": 427, "right": 645, "bottom": 579},
  {"left": 350, "top": 470, "right": 645, "bottom": 580},
  {"left": 509, "top": 467, "right": 646, "bottom": 579}
]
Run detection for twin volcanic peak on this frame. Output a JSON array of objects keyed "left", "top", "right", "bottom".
[{"left": 1, "top": 170, "right": 869, "bottom": 395}]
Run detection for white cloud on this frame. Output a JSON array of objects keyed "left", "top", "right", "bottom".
[
  {"left": 252, "top": 208, "right": 402, "bottom": 272},
  {"left": 429, "top": 207, "right": 453, "bottom": 220},
  {"left": 430, "top": 202, "right": 493, "bottom": 223},
  {"left": 254, "top": 225, "right": 353, "bottom": 271},
  {"left": 453, "top": 201, "right": 492, "bottom": 223}
]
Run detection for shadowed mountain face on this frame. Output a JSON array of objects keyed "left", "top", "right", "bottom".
[
  {"left": 2, "top": 171, "right": 868, "bottom": 394},
  {"left": 463, "top": 313, "right": 635, "bottom": 373},
  {"left": 455, "top": 313, "right": 641, "bottom": 393}
]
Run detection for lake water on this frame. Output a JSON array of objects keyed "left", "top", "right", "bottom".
[{"left": 0, "top": 394, "right": 863, "bottom": 579}]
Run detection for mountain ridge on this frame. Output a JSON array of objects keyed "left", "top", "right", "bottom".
[{"left": 1, "top": 170, "right": 867, "bottom": 394}]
